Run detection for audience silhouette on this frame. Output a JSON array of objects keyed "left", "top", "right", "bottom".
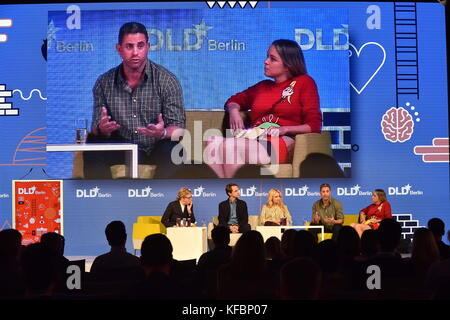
[
  {"left": 427, "top": 218, "right": 450, "bottom": 260},
  {"left": 280, "top": 228, "right": 297, "bottom": 261},
  {"left": 90, "top": 221, "right": 141, "bottom": 278},
  {"left": 40, "top": 232, "right": 71, "bottom": 294},
  {"left": 124, "top": 233, "right": 186, "bottom": 299},
  {"left": 1, "top": 215, "right": 450, "bottom": 300},
  {"left": 20, "top": 243, "right": 60, "bottom": 298},
  {"left": 197, "top": 225, "right": 232, "bottom": 298},
  {"left": 336, "top": 226, "right": 361, "bottom": 271},
  {"left": 0, "top": 229, "right": 25, "bottom": 298},
  {"left": 217, "top": 230, "right": 274, "bottom": 299},
  {"left": 411, "top": 228, "right": 440, "bottom": 286},
  {"left": 280, "top": 258, "right": 322, "bottom": 300},
  {"left": 265, "top": 236, "right": 283, "bottom": 261},
  {"left": 360, "top": 229, "right": 380, "bottom": 259},
  {"left": 293, "top": 230, "right": 317, "bottom": 259}
]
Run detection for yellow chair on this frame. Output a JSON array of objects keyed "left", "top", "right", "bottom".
[
  {"left": 306, "top": 214, "right": 360, "bottom": 241},
  {"left": 132, "top": 216, "right": 166, "bottom": 255},
  {"left": 343, "top": 214, "right": 360, "bottom": 226}
]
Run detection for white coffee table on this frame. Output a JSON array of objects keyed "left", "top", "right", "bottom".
[
  {"left": 166, "top": 226, "right": 207, "bottom": 262},
  {"left": 46, "top": 143, "right": 138, "bottom": 178}
]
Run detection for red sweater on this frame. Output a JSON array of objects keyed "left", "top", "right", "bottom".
[
  {"left": 226, "top": 74, "right": 322, "bottom": 133},
  {"left": 361, "top": 201, "right": 392, "bottom": 221}
]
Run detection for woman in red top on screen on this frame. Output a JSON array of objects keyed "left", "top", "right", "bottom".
[
  {"left": 205, "top": 39, "right": 322, "bottom": 178},
  {"left": 351, "top": 189, "right": 392, "bottom": 238}
]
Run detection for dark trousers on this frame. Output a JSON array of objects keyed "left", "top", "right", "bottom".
[
  {"left": 237, "top": 223, "right": 251, "bottom": 233},
  {"left": 310, "top": 223, "right": 343, "bottom": 242},
  {"left": 83, "top": 139, "right": 182, "bottom": 179}
]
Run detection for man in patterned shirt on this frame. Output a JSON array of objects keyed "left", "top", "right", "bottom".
[{"left": 83, "top": 22, "right": 185, "bottom": 179}]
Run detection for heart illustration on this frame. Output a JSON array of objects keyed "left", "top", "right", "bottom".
[{"left": 349, "top": 42, "right": 386, "bottom": 94}]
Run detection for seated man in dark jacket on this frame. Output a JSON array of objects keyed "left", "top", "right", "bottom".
[
  {"left": 218, "top": 183, "right": 250, "bottom": 233},
  {"left": 162, "top": 187, "right": 196, "bottom": 227}
]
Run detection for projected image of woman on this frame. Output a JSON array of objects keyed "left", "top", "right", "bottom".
[{"left": 205, "top": 39, "right": 322, "bottom": 178}]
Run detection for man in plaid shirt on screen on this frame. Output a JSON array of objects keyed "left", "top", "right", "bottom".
[{"left": 84, "top": 22, "right": 185, "bottom": 179}]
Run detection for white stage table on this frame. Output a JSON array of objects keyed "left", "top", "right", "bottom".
[
  {"left": 166, "top": 226, "right": 207, "bottom": 262},
  {"left": 46, "top": 143, "right": 138, "bottom": 178},
  {"left": 256, "top": 225, "right": 325, "bottom": 242}
]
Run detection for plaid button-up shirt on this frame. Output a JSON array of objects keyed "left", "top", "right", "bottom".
[{"left": 92, "top": 59, "right": 185, "bottom": 155}]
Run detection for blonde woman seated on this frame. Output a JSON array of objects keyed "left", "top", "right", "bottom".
[
  {"left": 350, "top": 189, "right": 392, "bottom": 237},
  {"left": 259, "top": 189, "right": 292, "bottom": 226}
]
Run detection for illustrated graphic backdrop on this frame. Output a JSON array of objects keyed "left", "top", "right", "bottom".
[{"left": 0, "top": 1, "right": 448, "bottom": 255}]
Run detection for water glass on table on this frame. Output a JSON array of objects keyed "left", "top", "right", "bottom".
[{"left": 75, "top": 118, "right": 88, "bottom": 144}]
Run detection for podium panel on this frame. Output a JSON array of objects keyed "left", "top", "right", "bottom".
[{"left": 166, "top": 227, "right": 207, "bottom": 261}]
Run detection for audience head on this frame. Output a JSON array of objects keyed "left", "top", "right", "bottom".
[
  {"left": 270, "top": 39, "right": 307, "bottom": 77},
  {"left": 140, "top": 234, "right": 173, "bottom": 273},
  {"left": 40, "top": 232, "right": 65, "bottom": 256},
  {"left": 299, "top": 154, "right": 346, "bottom": 178},
  {"left": 212, "top": 225, "right": 230, "bottom": 248},
  {"left": 336, "top": 226, "right": 360, "bottom": 261},
  {"left": 313, "top": 239, "right": 338, "bottom": 274},
  {"left": 360, "top": 229, "right": 379, "bottom": 258},
  {"left": 377, "top": 219, "right": 402, "bottom": 253},
  {"left": 105, "top": 220, "right": 127, "bottom": 247},
  {"left": 427, "top": 218, "right": 445, "bottom": 241},
  {"left": 294, "top": 230, "right": 317, "bottom": 258},
  {"left": 0, "top": 229, "right": 22, "bottom": 263},
  {"left": 411, "top": 228, "right": 440, "bottom": 273},
  {"left": 20, "top": 243, "right": 60, "bottom": 296},
  {"left": 281, "top": 229, "right": 297, "bottom": 259},
  {"left": 280, "top": 258, "right": 322, "bottom": 300},
  {"left": 231, "top": 230, "right": 265, "bottom": 277},
  {"left": 265, "top": 236, "right": 282, "bottom": 260}
]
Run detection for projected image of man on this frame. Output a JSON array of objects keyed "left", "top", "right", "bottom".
[{"left": 84, "top": 22, "right": 185, "bottom": 179}]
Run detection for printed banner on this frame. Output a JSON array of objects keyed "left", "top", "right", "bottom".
[{"left": 13, "top": 180, "right": 63, "bottom": 245}]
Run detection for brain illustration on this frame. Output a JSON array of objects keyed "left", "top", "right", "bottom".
[{"left": 381, "top": 107, "right": 414, "bottom": 142}]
